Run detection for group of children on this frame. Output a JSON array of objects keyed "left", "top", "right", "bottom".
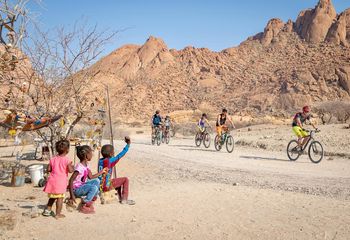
[{"left": 42, "top": 136, "right": 134, "bottom": 219}]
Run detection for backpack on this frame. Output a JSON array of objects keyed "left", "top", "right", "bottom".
[{"left": 153, "top": 115, "right": 161, "bottom": 125}]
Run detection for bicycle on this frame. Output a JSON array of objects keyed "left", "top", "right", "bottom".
[
  {"left": 214, "top": 128, "right": 234, "bottom": 153},
  {"left": 195, "top": 128, "right": 211, "bottom": 148},
  {"left": 163, "top": 128, "right": 170, "bottom": 144},
  {"left": 151, "top": 126, "right": 163, "bottom": 146},
  {"left": 287, "top": 129, "right": 324, "bottom": 163}
]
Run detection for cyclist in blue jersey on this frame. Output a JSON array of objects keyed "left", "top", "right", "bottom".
[{"left": 151, "top": 110, "right": 163, "bottom": 136}]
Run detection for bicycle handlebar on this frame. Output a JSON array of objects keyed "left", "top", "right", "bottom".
[{"left": 304, "top": 129, "right": 320, "bottom": 133}]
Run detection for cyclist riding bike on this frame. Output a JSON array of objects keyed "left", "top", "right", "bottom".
[
  {"left": 164, "top": 115, "right": 171, "bottom": 135},
  {"left": 151, "top": 110, "right": 163, "bottom": 136},
  {"left": 216, "top": 109, "right": 235, "bottom": 141},
  {"left": 197, "top": 113, "right": 211, "bottom": 134},
  {"left": 292, "top": 106, "right": 318, "bottom": 151}
]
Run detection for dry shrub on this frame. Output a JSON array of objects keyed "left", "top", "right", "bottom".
[
  {"left": 314, "top": 101, "right": 350, "bottom": 125},
  {"left": 172, "top": 122, "right": 199, "bottom": 136},
  {"left": 234, "top": 116, "right": 279, "bottom": 128}
]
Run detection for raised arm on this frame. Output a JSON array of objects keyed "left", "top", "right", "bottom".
[{"left": 109, "top": 144, "right": 130, "bottom": 168}]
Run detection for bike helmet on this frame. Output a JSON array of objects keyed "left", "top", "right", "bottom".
[{"left": 302, "top": 106, "right": 310, "bottom": 113}]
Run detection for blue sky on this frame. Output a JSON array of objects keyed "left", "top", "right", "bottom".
[{"left": 28, "top": 0, "right": 349, "bottom": 54}]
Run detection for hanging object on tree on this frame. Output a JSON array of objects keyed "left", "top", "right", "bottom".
[
  {"left": 8, "top": 128, "right": 16, "bottom": 137},
  {"left": 0, "top": 110, "right": 63, "bottom": 132},
  {"left": 59, "top": 118, "right": 65, "bottom": 128},
  {"left": 3, "top": 109, "right": 12, "bottom": 115}
]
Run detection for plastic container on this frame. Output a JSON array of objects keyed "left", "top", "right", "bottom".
[
  {"left": 11, "top": 166, "right": 26, "bottom": 187},
  {"left": 28, "top": 165, "right": 44, "bottom": 186}
]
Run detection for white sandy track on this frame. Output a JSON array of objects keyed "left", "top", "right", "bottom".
[
  {"left": 130, "top": 135, "right": 350, "bottom": 199},
  {"left": 1, "top": 132, "right": 350, "bottom": 240}
]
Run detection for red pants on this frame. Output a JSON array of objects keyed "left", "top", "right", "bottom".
[{"left": 111, "top": 177, "right": 129, "bottom": 201}]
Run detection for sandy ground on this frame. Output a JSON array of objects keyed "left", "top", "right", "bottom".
[{"left": 0, "top": 124, "right": 350, "bottom": 240}]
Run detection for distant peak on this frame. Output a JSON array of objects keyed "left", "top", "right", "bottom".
[
  {"left": 317, "top": 0, "right": 334, "bottom": 9},
  {"left": 144, "top": 36, "right": 167, "bottom": 49},
  {"left": 295, "top": 0, "right": 337, "bottom": 43},
  {"left": 146, "top": 35, "right": 161, "bottom": 41}
]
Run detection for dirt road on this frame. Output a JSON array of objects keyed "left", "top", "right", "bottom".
[
  {"left": 1, "top": 128, "right": 350, "bottom": 240},
  {"left": 130, "top": 134, "right": 350, "bottom": 199}
]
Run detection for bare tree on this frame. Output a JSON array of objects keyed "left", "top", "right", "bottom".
[
  {"left": 4, "top": 20, "right": 117, "bottom": 153},
  {"left": 0, "top": 0, "right": 33, "bottom": 77}
]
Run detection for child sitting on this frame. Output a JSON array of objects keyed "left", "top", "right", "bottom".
[
  {"left": 43, "top": 139, "right": 74, "bottom": 219},
  {"left": 68, "top": 145, "right": 107, "bottom": 214},
  {"left": 98, "top": 137, "right": 135, "bottom": 205}
]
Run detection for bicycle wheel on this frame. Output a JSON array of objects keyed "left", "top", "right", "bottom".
[
  {"left": 214, "top": 135, "right": 222, "bottom": 151},
  {"left": 151, "top": 134, "right": 155, "bottom": 145},
  {"left": 226, "top": 135, "right": 234, "bottom": 153},
  {"left": 308, "top": 141, "right": 324, "bottom": 164},
  {"left": 165, "top": 133, "right": 170, "bottom": 144},
  {"left": 287, "top": 140, "right": 301, "bottom": 161},
  {"left": 170, "top": 128, "right": 176, "bottom": 137},
  {"left": 203, "top": 133, "right": 211, "bottom": 148},
  {"left": 156, "top": 132, "right": 162, "bottom": 146},
  {"left": 195, "top": 133, "right": 202, "bottom": 147}
]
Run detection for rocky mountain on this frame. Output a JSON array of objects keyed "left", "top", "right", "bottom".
[{"left": 88, "top": 0, "right": 350, "bottom": 123}]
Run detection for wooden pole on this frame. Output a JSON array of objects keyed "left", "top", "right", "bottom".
[
  {"left": 106, "top": 87, "right": 114, "bottom": 146},
  {"left": 105, "top": 86, "right": 116, "bottom": 178}
]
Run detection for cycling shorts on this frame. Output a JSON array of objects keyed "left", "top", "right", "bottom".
[{"left": 292, "top": 126, "right": 308, "bottom": 138}]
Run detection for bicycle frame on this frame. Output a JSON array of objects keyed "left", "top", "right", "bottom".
[
  {"left": 200, "top": 129, "right": 209, "bottom": 136},
  {"left": 300, "top": 130, "right": 315, "bottom": 151},
  {"left": 155, "top": 127, "right": 161, "bottom": 136},
  {"left": 218, "top": 131, "right": 231, "bottom": 145}
]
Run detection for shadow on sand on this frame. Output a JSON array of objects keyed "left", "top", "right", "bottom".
[
  {"left": 180, "top": 148, "right": 221, "bottom": 153},
  {"left": 169, "top": 144, "right": 198, "bottom": 148},
  {"left": 240, "top": 155, "right": 308, "bottom": 163}
]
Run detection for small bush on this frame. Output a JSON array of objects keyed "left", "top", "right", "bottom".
[{"left": 314, "top": 101, "right": 350, "bottom": 125}]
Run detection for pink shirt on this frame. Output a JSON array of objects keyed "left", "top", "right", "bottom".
[
  {"left": 73, "top": 163, "right": 90, "bottom": 189},
  {"left": 43, "top": 155, "right": 71, "bottom": 194}
]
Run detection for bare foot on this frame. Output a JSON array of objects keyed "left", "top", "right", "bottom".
[{"left": 55, "top": 214, "right": 66, "bottom": 219}]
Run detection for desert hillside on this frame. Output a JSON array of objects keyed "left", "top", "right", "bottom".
[{"left": 87, "top": 0, "right": 350, "bottom": 123}]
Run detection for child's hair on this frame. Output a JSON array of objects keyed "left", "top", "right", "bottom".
[
  {"left": 101, "top": 144, "right": 114, "bottom": 158},
  {"left": 55, "top": 139, "right": 70, "bottom": 155},
  {"left": 76, "top": 145, "right": 92, "bottom": 161}
]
